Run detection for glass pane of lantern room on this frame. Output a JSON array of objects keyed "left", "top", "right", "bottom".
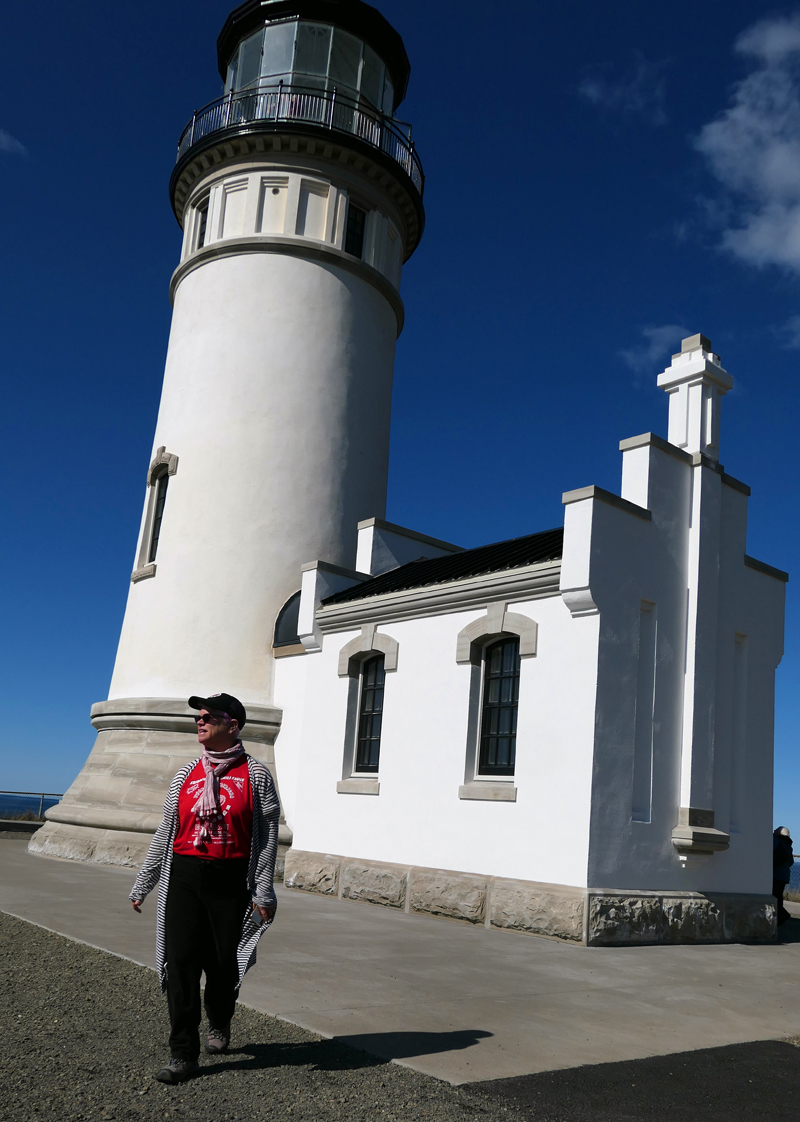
[
  {"left": 360, "top": 43, "right": 383, "bottom": 109},
  {"left": 294, "top": 23, "right": 332, "bottom": 77},
  {"left": 225, "top": 54, "right": 239, "bottom": 94},
  {"left": 237, "top": 30, "right": 263, "bottom": 89},
  {"left": 329, "top": 28, "right": 361, "bottom": 93},
  {"left": 382, "top": 73, "right": 394, "bottom": 114},
  {"left": 361, "top": 43, "right": 381, "bottom": 107},
  {"left": 262, "top": 20, "right": 295, "bottom": 81}
]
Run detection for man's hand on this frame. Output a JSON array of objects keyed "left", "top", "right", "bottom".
[
  {"left": 254, "top": 903, "right": 276, "bottom": 922},
  {"left": 131, "top": 899, "right": 143, "bottom": 913}
]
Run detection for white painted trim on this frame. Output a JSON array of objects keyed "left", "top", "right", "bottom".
[
  {"left": 337, "top": 625, "right": 399, "bottom": 677},
  {"left": 317, "top": 561, "right": 561, "bottom": 632},
  {"left": 455, "top": 606, "right": 538, "bottom": 664}
]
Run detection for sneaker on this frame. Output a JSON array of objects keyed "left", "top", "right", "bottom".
[
  {"left": 205, "top": 1026, "right": 230, "bottom": 1055},
  {"left": 155, "top": 1057, "right": 198, "bottom": 1084}
]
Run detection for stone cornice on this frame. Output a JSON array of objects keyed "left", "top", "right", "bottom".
[
  {"left": 170, "top": 130, "right": 423, "bottom": 255},
  {"left": 91, "top": 696, "right": 283, "bottom": 743},
  {"left": 744, "top": 555, "right": 789, "bottom": 583},
  {"left": 170, "top": 235, "right": 405, "bottom": 335},
  {"left": 315, "top": 560, "right": 562, "bottom": 632}
]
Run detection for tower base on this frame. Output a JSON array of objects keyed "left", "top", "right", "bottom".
[{"left": 28, "top": 697, "right": 292, "bottom": 876}]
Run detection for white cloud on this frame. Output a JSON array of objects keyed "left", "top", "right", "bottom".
[
  {"left": 780, "top": 313, "right": 800, "bottom": 346},
  {"left": 695, "top": 13, "right": 800, "bottom": 270},
  {"left": 619, "top": 324, "right": 690, "bottom": 376},
  {"left": 0, "top": 129, "right": 26, "bottom": 155},
  {"left": 579, "top": 52, "right": 668, "bottom": 126}
]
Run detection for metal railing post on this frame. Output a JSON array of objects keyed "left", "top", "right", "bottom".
[
  {"left": 224, "top": 89, "right": 233, "bottom": 128},
  {"left": 275, "top": 80, "right": 283, "bottom": 120},
  {"left": 189, "top": 112, "right": 196, "bottom": 147},
  {"left": 38, "top": 793, "right": 44, "bottom": 819},
  {"left": 329, "top": 86, "right": 336, "bottom": 129}
]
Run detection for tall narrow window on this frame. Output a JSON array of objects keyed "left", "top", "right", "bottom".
[
  {"left": 478, "top": 638, "right": 520, "bottom": 776},
  {"left": 148, "top": 472, "right": 169, "bottom": 563},
  {"left": 195, "top": 197, "right": 209, "bottom": 250},
  {"left": 345, "top": 202, "right": 366, "bottom": 258},
  {"left": 355, "top": 655, "right": 384, "bottom": 772}
]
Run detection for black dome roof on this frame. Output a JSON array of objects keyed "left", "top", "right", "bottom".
[{"left": 217, "top": 0, "right": 411, "bottom": 107}]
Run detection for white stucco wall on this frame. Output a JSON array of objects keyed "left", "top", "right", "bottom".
[
  {"left": 579, "top": 439, "right": 785, "bottom": 895},
  {"left": 274, "top": 596, "right": 599, "bottom": 889},
  {"left": 109, "top": 249, "right": 397, "bottom": 704}
]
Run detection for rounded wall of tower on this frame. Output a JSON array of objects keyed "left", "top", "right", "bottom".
[{"left": 109, "top": 148, "right": 409, "bottom": 705}]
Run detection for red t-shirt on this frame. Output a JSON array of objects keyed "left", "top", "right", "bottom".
[{"left": 173, "top": 757, "right": 253, "bottom": 860}]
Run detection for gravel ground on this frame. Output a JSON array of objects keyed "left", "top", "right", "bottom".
[
  {"left": 4, "top": 910, "right": 800, "bottom": 1122},
  {"left": 0, "top": 912, "right": 518, "bottom": 1122}
]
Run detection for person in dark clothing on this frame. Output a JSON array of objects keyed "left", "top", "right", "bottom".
[
  {"left": 773, "top": 826, "right": 794, "bottom": 926},
  {"left": 130, "top": 693, "right": 280, "bottom": 1084}
]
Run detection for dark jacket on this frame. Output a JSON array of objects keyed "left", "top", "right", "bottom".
[{"left": 773, "top": 832, "right": 794, "bottom": 885}]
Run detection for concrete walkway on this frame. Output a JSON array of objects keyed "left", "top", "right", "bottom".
[{"left": 2, "top": 838, "right": 800, "bottom": 1084}]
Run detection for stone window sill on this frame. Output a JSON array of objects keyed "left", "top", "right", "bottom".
[
  {"left": 458, "top": 782, "right": 517, "bottom": 802},
  {"left": 273, "top": 643, "right": 307, "bottom": 658},
  {"left": 131, "top": 563, "right": 157, "bottom": 584},
  {"left": 336, "top": 778, "right": 380, "bottom": 795}
]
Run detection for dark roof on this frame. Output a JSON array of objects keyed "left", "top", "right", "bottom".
[
  {"left": 217, "top": 0, "right": 411, "bottom": 109},
  {"left": 322, "top": 527, "right": 564, "bottom": 606}
]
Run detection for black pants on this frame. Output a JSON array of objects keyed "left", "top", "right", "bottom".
[
  {"left": 773, "top": 880, "right": 790, "bottom": 925},
  {"left": 165, "top": 853, "right": 250, "bottom": 1061}
]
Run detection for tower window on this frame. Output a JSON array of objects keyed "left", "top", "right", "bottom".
[
  {"left": 147, "top": 472, "right": 169, "bottom": 564},
  {"left": 478, "top": 638, "right": 520, "bottom": 776},
  {"left": 273, "top": 591, "right": 301, "bottom": 647},
  {"left": 355, "top": 655, "right": 385, "bottom": 772},
  {"left": 194, "top": 197, "right": 209, "bottom": 251},
  {"left": 345, "top": 203, "right": 366, "bottom": 259}
]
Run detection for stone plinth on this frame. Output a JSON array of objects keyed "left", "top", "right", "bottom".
[
  {"left": 283, "top": 850, "right": 776, "bottom": 945},
  {"left": 29, "top": 697, "right": 291, "bottom": 872}
]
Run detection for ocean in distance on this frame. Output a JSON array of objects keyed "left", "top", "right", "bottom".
[{"left": 0, "top": 793, "right": 62, "bottom": 819}]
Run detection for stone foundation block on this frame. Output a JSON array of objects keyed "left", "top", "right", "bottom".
[
  {"left": 28, "top": 822, "right": 106, "bottom": 863},
  {"left": 588, "top": 894, "right": 662, "bottom": 945},
  {"left": 491, "top": 882, "right": 584, "bottom": 941},
  {"left": 410, "top": 870, "right": 487, "bottom": 924},
  {"left": 722, "top": 895, "right": 776, "bottom": 941},
  {"left": 283, "top": 850, "right": 340, "bottom": 895},
  {"left": 341, "top": 862, "right": 407, "bottom": 908},
  {"left": 662, "top": 896, "right": 723, "bottom": 943},
  {"left": 92, "top": 831, "right": 153, "bottom": 868}
]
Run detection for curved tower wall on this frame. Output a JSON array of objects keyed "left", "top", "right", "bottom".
[
  {"left": 31, "top": 0, "right": 424, "bottom": 866},
  {"left": 110, "top": 169, "right": 401, "bottom": 702}
]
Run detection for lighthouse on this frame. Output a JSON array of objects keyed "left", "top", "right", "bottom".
[{"left": 32, "top": 0, "right": 426, "bottom": 866}]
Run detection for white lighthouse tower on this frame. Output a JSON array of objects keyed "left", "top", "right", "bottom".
[{"left": 32, "top": 0, "right": 425, "bottom": 865}]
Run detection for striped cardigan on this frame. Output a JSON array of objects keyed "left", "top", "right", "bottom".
[{"left": 129, "top": 755, "right": 280, "bottom": 992}]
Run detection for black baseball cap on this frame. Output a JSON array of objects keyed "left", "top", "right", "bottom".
[{"left": 188, "top": 692, "right": 247, "bottom": 729}]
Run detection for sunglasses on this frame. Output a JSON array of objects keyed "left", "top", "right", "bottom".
[{"left": 193, "top": 712, "right": 227, "bottom": 725}]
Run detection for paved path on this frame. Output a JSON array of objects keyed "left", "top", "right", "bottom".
[{"left": 2, "top": 838, "right": 799, "bottom": 1084}]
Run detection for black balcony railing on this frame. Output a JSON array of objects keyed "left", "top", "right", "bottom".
[{"left": 176, "top": 82, "right": 424, "bottom": 197}]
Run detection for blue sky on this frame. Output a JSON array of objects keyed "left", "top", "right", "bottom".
[{"left": 1, "top": 1, "right": 798, "bottom": 833}]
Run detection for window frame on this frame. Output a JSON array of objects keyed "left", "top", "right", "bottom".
[
  {"left": 353, "top": 654, "right": 385, "bottom": 775},
  {"left": 131, "top": 447, "right": 178, "bottom": 583},
  {"left": 337, "top": 627, "right": 399, "bottom": 790},
  {"left": 476, "top": 636, "right": 521, "bottom": 778}
]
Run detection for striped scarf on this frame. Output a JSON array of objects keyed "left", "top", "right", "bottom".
[{"left": 193, "top": 740, "right": 245, "bottom": 842}]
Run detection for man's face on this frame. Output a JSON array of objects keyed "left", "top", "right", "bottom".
[{"left": 195, "top": 709, "right": 237, "bottom": 750}]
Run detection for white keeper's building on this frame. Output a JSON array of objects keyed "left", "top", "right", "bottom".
[{"left": 31, "top": 0, "right": 788, "bottom": 945}]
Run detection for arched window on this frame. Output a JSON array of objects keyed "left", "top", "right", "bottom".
[
  {"left": 148, "top": 470, "right": 169, "bottom": 564},
  {"left": 131, "top": 447, "right": 178, "bottom": 583},
  {"left": 273, "top": 591, "right": 301, "bottom": 648},
  {"left": 355, "top": 655, "right": 385, "bottom": 773},
  {"left": 478, "top": 638, "right": 520, "bottom": 777}
]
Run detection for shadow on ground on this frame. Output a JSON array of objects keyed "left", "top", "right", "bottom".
[
  {"left": 777, "top": 917, "right": 800, "bottom": 944},
  {"left": 473, "top": 1040, "right": 800, "bottom": 1122},
  {"left": 202, "top": 1029, "right": 493, "bottom": 1077}
]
